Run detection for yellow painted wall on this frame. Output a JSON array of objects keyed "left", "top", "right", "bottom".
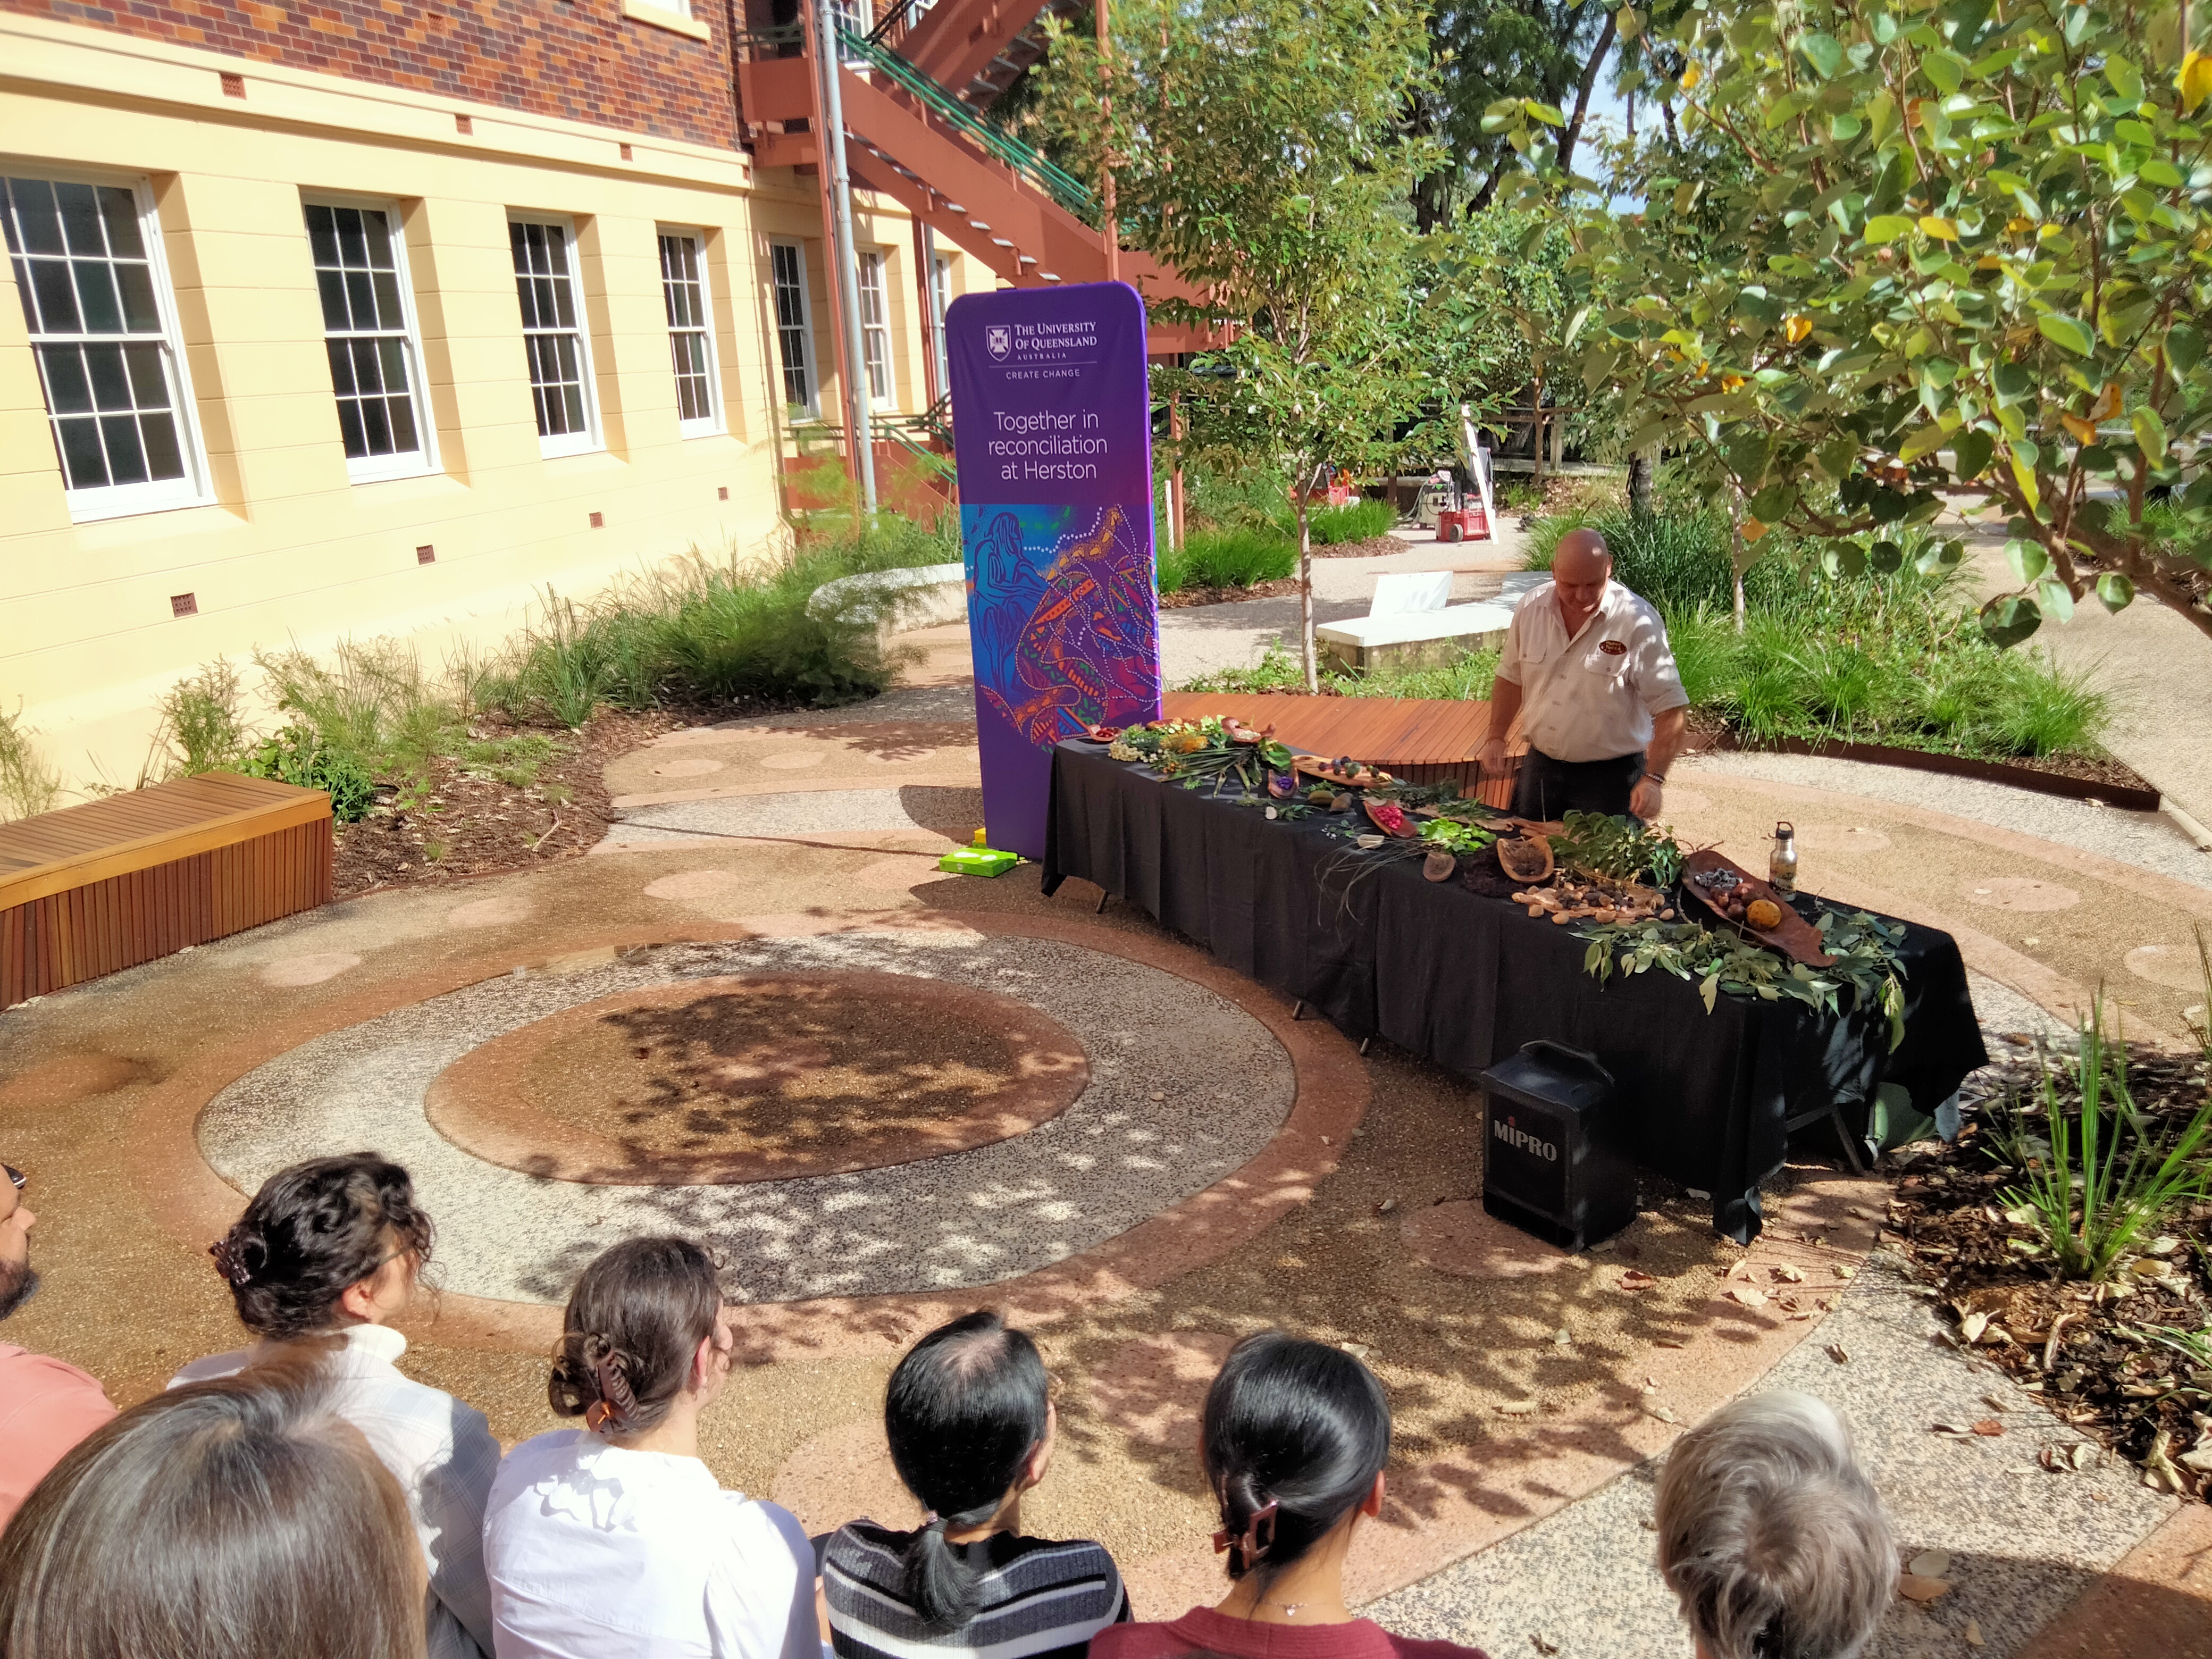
[{"left": 0, "top": 14, "right": 984, "bottom": 800}]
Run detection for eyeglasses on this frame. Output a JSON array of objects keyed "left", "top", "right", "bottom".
[{"left": 3, "top": 1166, "right": 23, "bottom": 1192}]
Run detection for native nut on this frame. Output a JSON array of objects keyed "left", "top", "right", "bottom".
[
  {"left": 1552, "top": 911, "right": 1574, "bottom": 925},
  {"left": 1746, "top": 898, "right": 1784, "bottom": 930}
]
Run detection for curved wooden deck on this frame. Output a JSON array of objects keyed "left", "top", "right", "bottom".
[{"left": 1159, "top": 692, "right": 1527, "bottom": 807}]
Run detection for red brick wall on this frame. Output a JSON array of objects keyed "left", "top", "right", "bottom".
[{"left": 9, "top": 0, "right": 740, "bottom": 150}]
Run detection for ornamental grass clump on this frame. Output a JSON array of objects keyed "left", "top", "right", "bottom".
[{"left": 2002, "top": 993, "right": 2212, "bottom": 1285}]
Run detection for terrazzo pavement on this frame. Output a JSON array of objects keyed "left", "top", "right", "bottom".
[
  {"left": 1367, "top": 1251, "right": 2177, "bottom": 1658},
  {"left": 195, "top": 933, "right": 1293, "bottom": 1304}
]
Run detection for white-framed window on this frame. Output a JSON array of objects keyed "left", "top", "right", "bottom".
[
  {"left": 508, "top": 215, "right": 600, "bottom": 457},
  {"left": 929, "top": 252, "right": 952, "bottom": 403},
  {"left": 657, "top": 228, "right": 722, "bottom": 437},
  {"left": 767, "top": 239, "right": 817, "bottom": 418},
  {"left": 2, "top": 170, "right": 210, "bottom": 522},
  {"left": 304, "top": 197, "right": 436, "bottom": 483},
  {"left": 857, "top": 248, "right": 891, "bottom": 407}
]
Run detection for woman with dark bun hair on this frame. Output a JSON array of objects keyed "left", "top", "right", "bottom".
[
  {"left": 821, "top": 1310, "right": 1127, "bottom": 1659},
  {"left": 173, "top": 1152, "right": 498, "bottom": 1659},
  {"left": 482, "top": 1235, "right": 817, "bottom": 1658},
  {"left": 1093, "top": 1333, "right": 1489, "bottom": 1659}
]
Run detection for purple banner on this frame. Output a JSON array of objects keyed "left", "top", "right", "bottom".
[{"left": 946, "top": 282, "right": 1161, "bottom": 860}]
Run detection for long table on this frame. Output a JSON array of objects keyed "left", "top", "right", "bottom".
[{"left": 1041, "top": 740, "right": 1989, "bottom": 1242}]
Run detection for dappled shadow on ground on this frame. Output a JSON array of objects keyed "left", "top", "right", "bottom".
[
  {"left": 897, "top": 785, "right": 987, "bottom": 835},
  {"left": 740, "top": 720, "right": 980, "bottom": 765},
  {"left": 429, "top": 971, "right": 1086, "bottom": 1187}
]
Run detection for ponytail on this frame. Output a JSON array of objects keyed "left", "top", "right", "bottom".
[
  {"left": 883, "top": 1311, "right": 1051, "bottom": 1630},
  {"left": 1201, "top": 1331, "right": 1390, "bottom": 1588}
]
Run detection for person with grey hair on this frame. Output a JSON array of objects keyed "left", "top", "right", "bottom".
[
  {"left": 1655, "top": 1392, "right": 1898, "bottom": 1659},
  {"left": 0, "top": 1354, "right": 428, "bottom": 1659},
  {"left": 0, "top": 1159, "right": 116, "bottom": 1529}
]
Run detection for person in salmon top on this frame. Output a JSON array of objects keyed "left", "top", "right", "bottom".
[
  {"left": 1091, "top": 1331, "right": 1489, "bottom": 1659},
  {"left": 0, "top": 1159, "right": 116, "bottom": 1529}
]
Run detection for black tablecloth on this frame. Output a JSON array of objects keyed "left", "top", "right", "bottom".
[{"left": 1042, "top": 741, "right": 1989, "bottom": 1242}]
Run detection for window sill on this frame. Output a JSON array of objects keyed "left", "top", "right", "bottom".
[
  {"left": 539, "top": 434, "right": 608, "bottom": 461},
  {"left": 347, "top": 457, "right": 439, "bottom": 487},
  {"left": 621, "top": 0, "right": 712, "bottom": 42},
  {"left": 64, "top": 485, "right": 219, "bottom": 526},
  {"left": 678, "top": 421, "right": 730, "bottom": 441}
]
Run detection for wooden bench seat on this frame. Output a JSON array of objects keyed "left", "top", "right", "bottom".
[
  {"left": 1, "top": 771, "right": 333, "bottom": 1010},
  {"left": 1158, "top": 692, "right": 1527, "bottom": 806}
]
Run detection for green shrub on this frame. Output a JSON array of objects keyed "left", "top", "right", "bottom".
[
  {"left": 2002, "top": 998, "right": 2212, "bottom": 1283},
  {"left": 1184, "top": 461, "right": 1295, "bottom": 538},
  {"left": 0, "top": 703, "right": 63, "bottom": 822},
  {"left": 481, "top": 515, "right": 954, "bottom": 725},
  {"left": 1306, "top": 498, "right": 1396, "bottom": 545},
  {"left": 1155, "top": 539, "right": 1194, "bottom": 596},
  {"left": 1183, "top": 527, "right": 1298, "bottom": 589},
  {"left": 241, "top": 726, "right": 379, "bottom": 822},
  {"left": 158, "top": 660, "right": 251, "bottom": 775}
]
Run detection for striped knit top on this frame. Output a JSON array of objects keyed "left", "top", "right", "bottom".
[{"left": 822, "top": 1520, "right": 1130, "bottom": 1659}]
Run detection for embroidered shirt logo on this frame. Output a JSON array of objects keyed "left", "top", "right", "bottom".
[{"left": 1598, "top": 639, "right": 1628, "bottom": 656}]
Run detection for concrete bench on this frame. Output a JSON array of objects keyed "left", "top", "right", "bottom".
[
  {"left": 806, "top": 562, "right": 968, "bottom": 632},
  {"left": 1317, "top": 602, "right": 1518, "bottom": 673}
]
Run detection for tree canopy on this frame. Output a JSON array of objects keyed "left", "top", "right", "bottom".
[{"left": 1490, "top": 0, "right": 2212, "bottom": 643}]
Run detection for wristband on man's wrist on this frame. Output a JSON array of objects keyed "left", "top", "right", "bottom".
[{"left": 1645, "top": 774, "right": 1666, "bottom": 786}]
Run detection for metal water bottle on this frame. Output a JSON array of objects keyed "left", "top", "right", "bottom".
[{"left": 1769, "top": 820, "right": 1799, "bottom": 897}]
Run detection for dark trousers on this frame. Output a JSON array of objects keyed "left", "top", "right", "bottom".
[{"left": 1511, "top": 747, "right": 1645, "bottom": 821}]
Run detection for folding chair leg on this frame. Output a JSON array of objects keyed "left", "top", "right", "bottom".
[
  {"left": 1291, "top": 1000, "right": 1306, "bottom": 1021},
  {"left": 1095, "top": 890, "right": 1111, "bottom": 915}
]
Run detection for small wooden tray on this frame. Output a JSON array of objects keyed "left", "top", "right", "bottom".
[
  {"left": 1292, "top": 755, "right": 1381, "bottom": 789},
  {"left": 1680, "top": 849, "right": 1836, "bottom": 967}
]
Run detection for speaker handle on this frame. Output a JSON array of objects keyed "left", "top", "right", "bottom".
[{"left": 1519, "top": 1040, "right": 1615, "bottom": 1090}]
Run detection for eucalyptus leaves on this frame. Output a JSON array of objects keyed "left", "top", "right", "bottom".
[
  {"left": 1488, "top": 0, "right": 2212, "bottom": 644},
  {"left": 1576, "top": 906, "right": 1910, "bottom": 1046}
]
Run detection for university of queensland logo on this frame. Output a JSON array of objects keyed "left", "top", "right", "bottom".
[{"left": 986, "top": 325, "right": 1012, "bottom": 361}]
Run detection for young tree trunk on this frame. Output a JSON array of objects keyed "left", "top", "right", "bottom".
[
  {"left": 1627, "top": 447, "right": 1653, "bottom": 517},
  {"left": 1297, "top": 496, "right": 1318, "bottom": 692},
  {"left": 1726, "top": 484, "right": 1748, "bottom": 633}
]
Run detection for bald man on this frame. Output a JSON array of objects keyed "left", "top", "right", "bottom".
[{"left": 1475, "top": 528, "right": 1688, "bottom": 823}]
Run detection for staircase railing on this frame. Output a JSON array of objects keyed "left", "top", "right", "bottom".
[{"left": 834, "top": 25, "right": 1097, "bottom": 220}]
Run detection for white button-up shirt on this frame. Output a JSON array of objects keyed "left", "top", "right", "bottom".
[
  {"left": 483, "top": 1429, "right": 818, "bottom": 1659},
  {"left": 1495, "top": 576, "right": 1688, "bottom": 764},
  {"left": 172, "top": 1323, "right": 499, "bottom": 1659}
]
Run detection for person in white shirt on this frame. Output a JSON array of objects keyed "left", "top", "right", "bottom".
[
  {"left": 1476, "top": 527, "right": 1689, "bottom": 823},
  {"left": 482, "top": 1235, "right": 818, "bottom": 1659},
  {"left": 171, "top": 1153, "right": 498, "bottom": 1659}
]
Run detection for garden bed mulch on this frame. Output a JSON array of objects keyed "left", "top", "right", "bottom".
[
  {"left": 1886, "top": 1043, "right": 2212, "bottom": 1501},
  {"left": 330, "top": 707, "right": 681, "bottom": 900},
  {"left": 1310, "top": 532, "right": 1412, "bottom": 559},
  {"left": 1686, "top": 719, "right": 2161, "bottom": 810},
  {"left": 1158, "top": 577, "right": 1305, "bottom": 609}
]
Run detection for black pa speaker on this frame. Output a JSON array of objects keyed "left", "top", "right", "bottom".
[{"left": 1478, "top": 1041, "right": 1636, "bottom": 1252}]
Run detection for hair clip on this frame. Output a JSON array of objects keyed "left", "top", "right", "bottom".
[
  {"left": 1211, "top": 1498, "right": 1278, "bottom": 1563},
  {"left": 208, "top": 1238, "right": 254, "bottom": 1287},
  {"left": 584, "top": 1400, "right": 616, "bottom": 1436}
]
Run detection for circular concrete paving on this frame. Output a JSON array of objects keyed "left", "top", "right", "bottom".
[
  {"left": 194, "top": 932, "right": 1295, "bottom": 1306},
  {"left": 424, "top": 971, "right": 1089, "bottom": 1186}
]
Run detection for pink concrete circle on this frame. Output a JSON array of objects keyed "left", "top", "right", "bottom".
[
  {"left": 1792, "top": 823, "right": 1893, "bottom": 855},
  {"left": 643, "top": 869, "right": 744, "bottom": 900},
  {"left": 2125, "top": 944, "right": 2207, "bottom": 992},
  {"left": 1964, "top": 876, "right": 2080, "bottom": 912},
  {"left": 1401, "top": 1200, "right": 1572, "bottom": 1279},
  {"left": 758, "top": 750, "right": 828, "bottom": 770},
  {"left": 855, "top": 855, "right": 946, "bottom": 892},
  {"left": 1089, "top": 1332, "right": 1236, "bottom": 1448},
  {"left": 259, "top": 952, "right": 362, "bottom": 987},
  {"left": 650, "top": 757, "right": 725, "bottom": 778},
  {"left": 423, "top": 971, "right": 1088, "bottom": 1186},
  {"left": 446, "top": 894, "right": 535, "bottom": 929}
]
